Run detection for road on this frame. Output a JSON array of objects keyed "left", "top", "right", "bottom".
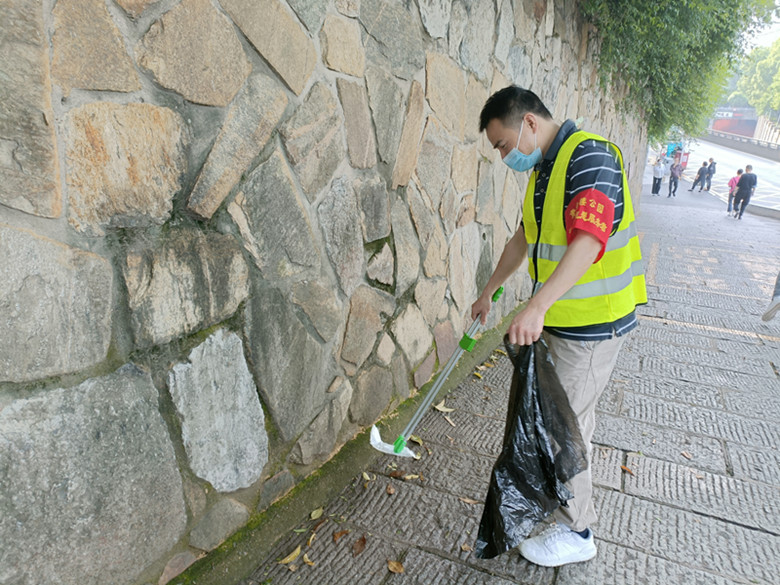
[{"left": 677, "top": 139, "right": 780, "bottom": 211}]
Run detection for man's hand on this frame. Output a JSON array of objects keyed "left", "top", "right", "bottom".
[
  {"left": 507, "top": 303, "right": 546, "bottom": 345},
  {"left": 471, "top": 294, "right": 492, "bottom": 325}
]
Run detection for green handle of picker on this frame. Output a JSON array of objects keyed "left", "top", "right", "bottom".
[
  {"left": 491, "top": 286, "right": 505, "bottom": 302},
  {"left": 393, "top": 435, "right": 407, "bottom": 454}
]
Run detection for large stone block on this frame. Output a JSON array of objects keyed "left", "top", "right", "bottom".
[
  {"left": 0, "top": 0, "right": 60, "bottom": 217},
  {"left": 448, "top": 223, "right": 482, "bottom": 312},
  {"left": 426, "top": 53, "right": 465, "bottom": 140},
  {"left": 337, "top": 78, "right": 377, "bottom": 169},
  {"left": 390, "top": 197, "right": 421, "bottom": 297},
  {"left": 136, "top": 0, "right": 251, "bottom": 106},
  {"left": 287, "top": 0, "right": 329, "bottom": 33},
  {"left": 341, "top": 284, "right": 395, "bottom": 371},
  {"left": 349, "top": 365, "right": 394, "bottom": 426},
  {"left": 392, "top": 303, "right": 434, "bottom": 368},
  {"left": 415, "top": 278, "right": 448, "bottom": 327},
  {"left": 116, "top": 0, "right": 157, "bottom": 18},
  {"left": 360, "top": 0, "right": 425, "bottom": 80},
  {"left": 221, "top": 0, "right": 316, "bottom": 95},
  {"left": 321, "top": 14, "right": 365, "bottom": 76},
  {"left": 245, "top": 285, "right": 332, "bottom": 442},
  {"left": 52, "top": 0, "right": 141, "bottom": 95},
  {"left": 495, "top": 0, "right": 515, "bottom": 67},
  {"left": 0, "top": 224, "right": 112, "bottom": 383},
  {"left": 291, "top": 280, "right": 344, "bottom": 342},
  {"left": 355, "top": 173, "right": 391, "bottom": 242},
  {"left": 289, "top": 377, "right": 353, "bottom": 465},
  {"left": 64, "top": 102, "right": 187, "bottom": 236},
  {"left": 0, "top": 365, "right": 187, "bottom": 585},
  {"left": 188, "top": 73, "right": 288, "bottom": 219},
  {"left": 415, "top": 117, "right": 453, "bottom": 210},
  {"left": 465, "top": 75, "right": 488, "bottom": 142},
  {"left": 169, "top": 330, "right": 268, "bottom": 492},
  {"left": 318, "top": 176, "right": 366, "bottom": 297},
  {"left": 367, "top": 243, "right": 394, "bottom": 285},
  {"left": 419, "top": 0, "right": 453, "bottom": 38},
  {"left": 189, "top": 498, "right": 250, "bottom": 552},
  {"left": 122, "top": 229, "right": 249, "bottom": 347},
  {"left": 452, "top": 143, "right": 478, "bottom": 194},
  {"left": 391, "top": 81, "right": 425, "bottom": 189},
  {"left": 458, "top": 0, "right": 495, "bottom": 82},
  {"left": 366, "top": 67, "right": 406, "bottom": 167},
  {"left": 227, "top": 148, "right": 319, "bottom": 280},
  {"left": 280, "top": 82, "right": 346, "bottom": 199}
]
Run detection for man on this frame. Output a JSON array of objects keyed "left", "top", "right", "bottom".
[
  {"left": 668, "top": 160, "right": 682, "bottom": 197},
  {"left": 472, "top": 86, "right": 647, "bottom": 567},
  {"left": 705, "top": 157, "right": 716, "bottom": 190},
  {"left": 733, "top": 164, "right": 757, "bottom": 220},
  {"left": 688, "top": 161, "right": 708, "bottom": 191}
]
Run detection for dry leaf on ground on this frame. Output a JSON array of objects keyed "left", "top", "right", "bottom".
[
  {"left": 461, "top": 543, "right": 474, "bottom": 552},
  {"left": 387, "top": 560, "right": 405, "bottom": 574},
  {"left": 386, "top": 484, "right": 396, "bottom": 495},
  {"left": 620, "top": 465, "right": 635, "bottom": 476},
  {"left": 307, "top": 532, "right": 317, "bottom": 547},
  {"left": 303, "top": 553, "right": 315, "bottom": 567},
  {"left": 352, "top": 534, "right": 367, "bottom": 557},
  {"left": 310, "top": 508, "right": 324, "bottom": 520},
  {"left": 459, "top": 497, "right": 480, "bottom": 505},
  {"left": 434, "top": 400, "right": 454, "bottom": 413},
  {"left": 444, "top": 415, "right": 456, "bottom": 427},
  {"left": 333, "top": 529, "right": 350, "bottom": 543},
  {"left": 409, "top": 435, "right": 423, "bottom": 446},
  {"left": 389, "top": 470, "right": 405, "bottom": 478},
  {"left": 278, "top": 545, "right": 301, "bottom": 565},
  {"left": 681, "top": 451, "right": 693, "bottom": 460}
]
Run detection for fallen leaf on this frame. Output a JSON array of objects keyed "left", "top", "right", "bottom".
[
  {"left": 409, "top": 435, "right": 423, "bottom": 446},
  {"left": 459, "top": 497, "right": 480, "bottom": 505},
  {"left": 333, "top": 529, "right": 350, "bottom": 543},
  {"left": 389, "top": 470, "right": 405, "bottom": 479},
  {"left": 307, "top": 532, "right": 317, "bottom": 547},
  {"left": 279, "top": 545, "right": 301, "bottom": 565},
  {"left": 473, "top": 372, "right": 483, "bottom": 379},
  {"left": 476, "top": 365, "right": 486, "bottom": 371},
  {"left": 419, "top": 471, "right": 425, "bottom": 482},
  {"left": 482, "top": 362, "right": 495, "bottom": 368},
  {"left": 313, "top": 518, "right": 327, "bottom": 533},
  {"left": 386, "top": 484, "right": 396, "bottom": 495},
  {"left": 293, "top": 528, "right": 307, "bottom": 533},
  {"left": 461, "top": 543, "right": 474, "bottom": 552},
  {"left": 494, "top": 349, "right": 507, "bottom": 356},
  {"left": 387, "top": 560, "right": 405, "bottom": 574},
  {"left": 303, "top": 553, "right": 315, "bottom": 566},
  {"left": 362, "top": 472, "right": 373, "bottom": 482},
  {"left": 352, "top": 534, "right": 367, "bottom": 557},
  {"left": 434, "top": 400, "right": 454, "bottom": 413},
  {"left": 681, "top": 451, "right": 693, "bottom": 460},
  {"left": 310, "top": 508, "right": 324, "bottom": 520},
  {"left": 444, "top": 415, "right": 456, "bottom": 427},
  {"left": 403, "top": 474, "right": 419, "bottom": 480},
  {"left": 287, "top": 564, "right": 298, "bottom": 572},
  {"left": 620, "top": 465, "right": 635, "bottom": 476}
]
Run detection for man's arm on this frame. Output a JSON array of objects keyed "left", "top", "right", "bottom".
[
  {"left": 471, "top": 227, "right": 528, "bottom": 324},
  {"left": 506, "top": 230, "right": 602, "bottom": 345}
]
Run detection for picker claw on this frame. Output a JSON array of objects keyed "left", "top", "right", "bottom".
[{"left": 370, "top": 425, "right": 418, "bottom": 459}]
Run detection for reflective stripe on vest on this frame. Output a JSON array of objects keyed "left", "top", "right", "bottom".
[{"left": 522, "top": 130, "right": 647, "bottom": 327}]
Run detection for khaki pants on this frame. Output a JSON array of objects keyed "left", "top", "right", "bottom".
[{"left": 543, "top": 331, "right": 627, "bottom": 532}]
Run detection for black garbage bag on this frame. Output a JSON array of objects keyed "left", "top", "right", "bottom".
[{"left": 474, "top": 336, "right": 588, "bottom": 559}]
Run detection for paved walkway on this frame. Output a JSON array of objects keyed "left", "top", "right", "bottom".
[{"left": 238, "top": 168, "right": 780, "bottom": 585}]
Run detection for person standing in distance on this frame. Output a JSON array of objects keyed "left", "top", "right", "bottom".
[
  {"left": 727, "top": 169, "right": 743, "bottom": 213},
  {"left": 689, "top": 161, "right": 708, "bottom": 191},
  {"left": 668, "top": 160, "right": 682, "bottom": 197},
  {"left": 651, "top": 159, "right": 664, "bottom": 196},
  {"left": 705, "top": 157, "right": 716, "bottom": 190},
  {"left": 472, "top": 86, "right": 647, "bottom": 567},
  {"left": 733, "top": 164, "right": 757, "bottom": 219}
]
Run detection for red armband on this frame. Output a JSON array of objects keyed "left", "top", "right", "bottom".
[{"left": 564, "top": 189, "right": 615, "bottom": 262}]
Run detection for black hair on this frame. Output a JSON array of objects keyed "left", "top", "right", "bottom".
[
  {"left": 737, "top": 168, "right": 743, "bottom": 174},
  {"left": 479, "top": 86, "right": 553, "bottom": 132}
]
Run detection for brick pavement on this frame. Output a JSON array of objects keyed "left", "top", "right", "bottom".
[{"left": 238, "top": 168, "right": 780, "bottom": 585}]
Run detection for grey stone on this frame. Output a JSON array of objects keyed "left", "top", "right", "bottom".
[
  {"left": 465, "top": 75, "right": 488, "bottom": 142},
  {"left": 418, "top": 0, "right": 452, "bottom": 38},
  {"left": 169, "top": 330, "right": 268, "bottom": 492},
  {"left": 289, "top": 378, "right": 353, "bottom": 465},
  {"left": 391, "top": 80, "right": 425, "bottom": 188},
  {"left": 349, "top": 365, "right": 394, "bottom": 426},
  {"left": 452, "top": 143, "right": 478, "bottom": 194},
  {"left": 122, "top": 229, "right": 249, "bottom": 348},
  {"left": 390, "top": 197, "right": 421, "bottom": 296},
  {"left": 336, "top": 0, "right": 360, "bottom": 17},
  {"left": 365, "top": 67, "right": 406, "bottom": 167},
  {"left": 360, "top": 0, "right": 425, "bottom": 80},
  {"left": 392, "top": 303, "right": 433, "bottom": 367},
  {"left": 280, "top": 82, "right": 346, "bottom": 199},
  {"left": 507, "top": 44, "right": 533, "bottom": 86},
  {"left": 221, "top": 0, "right": 316, "bottom": 95},
  {"left": 414, "top": 349, "right": 436, "bottom": 388},
  {"left": 341, "top": 284, "right": 395, "bottom": 370},
  {"left": 367, "top": 243, "right": 394, "bottom": 285},
  {"left": 287, "top": 0, "right": 329, "bottom": 33},
  {"left": 424, "top": 219, "right": 449, "bottom": 278},
  {"left": 188, "top": 74, "right": 288, "bottom": 219},
  {"left": 407, "top": 179, "right": 437, "bottom": 248},
  {"left": 494, "top": 0, "right": 515, "bottom": 67},
  {"left": 189, "top": 498, "right": 249, "bottom": 552},
  {"left": 321, "top": 14, "right": 365, "bottom": 76},
  {"left": 355, "top": 174, "right": 391, "bottom": 242},
  {"left": 448, "top": 0, "right": 467, "bottom": 64},
  {"left": 457, "top": 194, "right": 476, "bottom": 228},
  {"left": 440, "top": 183, "right": 458, "bottom": 236},
  {"left": 501, "top": 170, "right": 523, "bottom": 232},
  {"left": 415, "top": 117, "right": 453, "bottom": 210},
  {"left": 376, "top": 333, "right": 395, "bottom": 366},
  {"left": 257, "top": 469, "right": 296, "bottom": 510},
  {"left": 459, "top": 0, "right": 495, "bottom": 82},
  {"left": 52, "top": 0, "right": 141, "bottom": 95},
  {"left": 415, "top": 278, "right": 448, "bottom": 327},
  {"left": 135, "top": 0, "right": 250, "bottom": 106},
  {"left": 426, "top": 52, "right": 466, "bottom": 140},
  {"left": 116, "top": 0, "right": 157, "bottom": 18},
  {"left": 448, "top": 223, "right": 482, "bottom": 312},
  {"left": 433, "top": 320, "right": 457, "bottom": 366},
  {"left": 0, "top": 365, "right": 186, "bottom": 585},
  {"left": 391, "top": 353, "right": 410, "bottom": 400},
  {"left": 0, "top": 0, "right": 61, "bottom": 218},
  {"left": 227, "top": 149, "right": 319, "bottom": 280},
  {"left": 318, "top": 176, "right": 366, "bottom": 297},
  {"left": 245, "top": 285, "right": 332, "bottom": 442},
  {"left": 336, "top": 78, "right": 377, "bottom": 169},
  {"left": 0, "top": 224, "right": 112, "bottom": 383},
  {"left": 157, "top": 551, "right": 198, "bottom": 585},
  {"left": 291, "top": 280, "right": 344, "bottom": 342},
  {"left": 64, "top": 103, "right": 187, "bottom": 236}
]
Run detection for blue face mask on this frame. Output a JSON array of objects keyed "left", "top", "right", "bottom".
[{"left": 502, "top": 121, "right": 542, "bottom": 172}]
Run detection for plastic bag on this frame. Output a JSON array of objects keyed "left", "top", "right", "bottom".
[{"left": 474, "top": 336, "right": 588, "bottom": 559}]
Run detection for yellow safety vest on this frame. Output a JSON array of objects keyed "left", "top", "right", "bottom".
[{"left": 522, "top": 130, "right": 647, "bottom": 328}]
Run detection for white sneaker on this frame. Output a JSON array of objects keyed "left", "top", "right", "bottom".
[
  {"left": 519, "top": 523, "right": 597, "bottom": 567},
  {"left": 763, "top": 297, "right": 780, "bottom": 322}
]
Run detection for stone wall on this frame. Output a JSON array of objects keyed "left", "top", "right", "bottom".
[{"left": 0, "top": 0, "right": 647, "bottom": 583}]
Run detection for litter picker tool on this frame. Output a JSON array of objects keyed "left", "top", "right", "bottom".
[{"left": 370, "top": 287, "right": 504, "bottom": 458}]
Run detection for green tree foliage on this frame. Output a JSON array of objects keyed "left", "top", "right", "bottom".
[
  {"left": 580, "top": 0, "right": 774, "bottom": 140},
  {"left": 737, "top": 40, "right": 780, "bottom": 114}
]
